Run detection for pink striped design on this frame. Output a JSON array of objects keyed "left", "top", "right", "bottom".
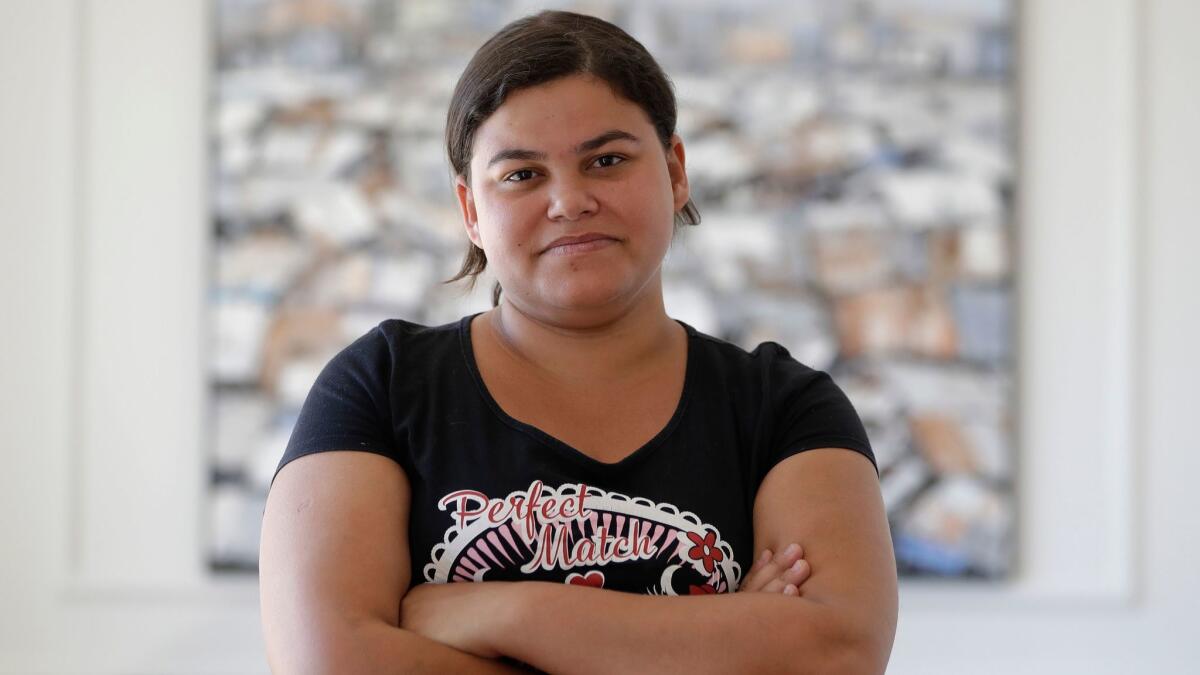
[{"left": 486, "top": 530, "right": 517, "bottom": 565}]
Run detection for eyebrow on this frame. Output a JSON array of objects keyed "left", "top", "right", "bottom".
[{"left": 486, "top": 129, "right": 641, "bottom": 168}]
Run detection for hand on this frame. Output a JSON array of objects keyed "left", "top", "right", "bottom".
[
  {"left": 399, "top": 580, "right": 514, "bottom": 659},
  {"left": 737, "top": 543, "right": 811, "bottom": 597}
]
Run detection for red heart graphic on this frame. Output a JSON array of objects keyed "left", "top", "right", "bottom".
[{"left": 566, "top": 571, "right": 605, "bottom": 588}]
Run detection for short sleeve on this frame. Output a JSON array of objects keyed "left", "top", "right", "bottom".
[
  {"left": 762, "top": 344, "right": 879, "bottom": 481},
  {"left": 270, "top": 324, "right": 401, "bottom": 489}
]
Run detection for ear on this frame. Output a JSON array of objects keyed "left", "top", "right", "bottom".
[
  {"left": 454, "top": 173, "right": 483, "bottom": 248},
  {"left": 666, "top": 134, "right": 690, "bottom": 213}
]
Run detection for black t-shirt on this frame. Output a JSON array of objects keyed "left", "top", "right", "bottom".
[{"left": 271, "top": 312, "right": 877, "bottom": 597}]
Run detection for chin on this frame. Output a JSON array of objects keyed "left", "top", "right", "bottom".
[{"left": 542, "top": 279, "right": 633, "bottom": 311}]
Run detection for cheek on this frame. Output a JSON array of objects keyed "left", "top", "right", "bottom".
[
  {"left": 476, "top": 195, "right": 538, "bottom": 253},
  {"left": 607, "top": 181, "right": 674, "bottom": 236},
  {"left": 634, "top": 162, "right": 677, "bottom": 216}
]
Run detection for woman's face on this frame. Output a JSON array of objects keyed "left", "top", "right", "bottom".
[{"left": 455, "top": 73, "right": 690, "bottom": 318}]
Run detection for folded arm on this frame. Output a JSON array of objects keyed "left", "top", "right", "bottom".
[
  {"left": 495, "top": 580, "right": 860, "bottom": 675},
  {"left": 262, "top": 451, "right": 534, "bottom": 673},
  {"left": 405, "top": 448, "right": 897, "bottom": 675}
]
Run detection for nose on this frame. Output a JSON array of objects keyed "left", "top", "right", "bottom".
[{"left": 545, "top": 174, "right": 599, "bottom": 221}]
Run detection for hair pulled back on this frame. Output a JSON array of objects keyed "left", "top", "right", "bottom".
[{"left": 441, "top": 9, "right": 701, "bottom": 307}]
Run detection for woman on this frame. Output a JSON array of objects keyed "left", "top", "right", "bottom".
[{"left": 260, "top": 10, "right": 897, "bottom": 674}]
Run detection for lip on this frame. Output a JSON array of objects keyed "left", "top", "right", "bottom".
[{"left": 541, "top": 232, "right": 619, "bottom": 254}]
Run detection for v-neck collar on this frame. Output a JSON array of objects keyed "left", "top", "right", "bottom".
[{"left": 458, "top": 311, "right": 696, "bottom": 473}]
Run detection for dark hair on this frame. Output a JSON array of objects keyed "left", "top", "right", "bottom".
[{"left": 441, "top": 10, "right": 701, "bottom": 307}]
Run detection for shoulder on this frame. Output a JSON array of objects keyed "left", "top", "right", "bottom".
[
  {"left": 306, "top": 315, "right": 470, "bottom": 397},
  {"left": 683, "top": 320, "right": 826, "bottom": 389},
  {"left": 342, "top": 314, "right": 466, "bottom": 363},
  {"left": 372, "top": 314, "right": 461, "bottom": 345}
]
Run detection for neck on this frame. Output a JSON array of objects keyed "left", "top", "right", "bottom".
[{"left": 483, "top": 280, "right": 681, "bottom": 387}]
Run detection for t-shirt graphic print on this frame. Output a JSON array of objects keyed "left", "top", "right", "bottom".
[
  {"left": 426, "top": 479, "right": 741, "bottom": 595},
  {"left": 271, "top": 313, "right": 877, "bottom": 597}
]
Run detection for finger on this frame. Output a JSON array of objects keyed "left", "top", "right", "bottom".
[
  {"left": 760, "top": 558, "right": 811, "bottom": 594},
  {"left": 780, "top": 558, "right": 812, "bottom": 589},
  {"left": 762, "top": 543, "right": 804, "bottom": 581},
  {"left": 739, "top": 549, "right": 773, "bottom": 591},
  {"left": 784, "top": 584, "right": 799, "bottom": 596},
  {"left": 772, "top": 542, "right": 804, "bottom": 571},
  {"left": 751, "top": 544, "right": 805, "bottom": 591},
  {"left": 741, "top": 544, "right": 804, "bottom": 592}
]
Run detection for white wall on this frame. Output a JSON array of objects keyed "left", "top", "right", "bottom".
[{"left": 1, "top": 0, "right": 1196, "bottom": 672}]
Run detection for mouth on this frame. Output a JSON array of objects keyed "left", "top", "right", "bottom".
[{"left": 541, "top": 232, "right": 620, "bottom": 255}]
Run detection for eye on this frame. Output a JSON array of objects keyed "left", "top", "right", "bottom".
[
  {"left": 502, "top": 169, "right": 538, "bottom": 183},
  {"left": 592, "top": 154, "right": 626, "bottom": 169}
]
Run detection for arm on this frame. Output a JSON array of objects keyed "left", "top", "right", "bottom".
[
  {"left": 750, "top": 447, "right": 896, "bottom": 673},
  {"left": 488, "top": 447, "right": 897, "bottom": 675},
  {"left": 497, "top": 579, "right": 856, "bottom": 675},
  {"left": 398, "top": 546, "right": 819, "bottom": 671},
  {"left": 259, "top": 450, "right": 529, "bottom": 674}
]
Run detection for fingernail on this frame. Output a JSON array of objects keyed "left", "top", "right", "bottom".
[
  {"left": 790, "top": 560, "right": 805, "bottom": 573},
  {"left": 759, "top": 550, "right": 772, "bottom": 564},
  {"left": 784, "top": 543, "right": 800, "bottom": 556},
  {"left": 784, "top": 584, "right": 797, "bottom": 595}
]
